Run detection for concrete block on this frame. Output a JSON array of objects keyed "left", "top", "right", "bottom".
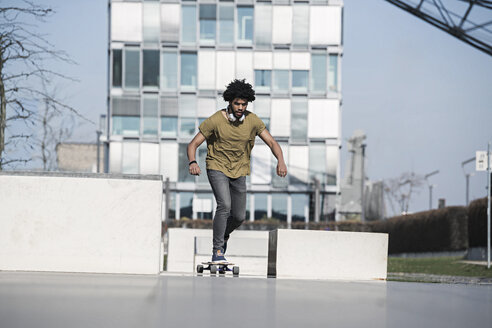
[
  {"left": 268, "top": 229, "right": 388, "bottom": 280},
  {"left": 167, "top": 228, "right": 268, "bottom": 275},
  {"left": 0, "top": 172, "right": 163, "bottom": 275}
]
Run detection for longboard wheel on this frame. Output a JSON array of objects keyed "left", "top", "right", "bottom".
[
  {"left": 197, "top": 265, "right": 204, "bottom": 274},
  {"left": 210, "top": 265, "right": 217, "bottom": 274},
  {"left": 233, "top": 266, "right": 239, "bottom": 276}
]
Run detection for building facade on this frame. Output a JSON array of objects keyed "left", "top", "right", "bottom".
[{"left": 106, "top": 0, "right": 343, "bottom": 223}]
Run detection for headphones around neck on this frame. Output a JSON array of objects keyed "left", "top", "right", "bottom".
[{"left": 227, "top": 105, "right": 245, "bottom": 122}]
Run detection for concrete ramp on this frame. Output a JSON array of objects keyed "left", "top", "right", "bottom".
[
  {"left": 0, "top": 172, "right": 163, "bottom": 275},
  {"left": 268, "top": 229, "right": 388, "bottom": 280}
]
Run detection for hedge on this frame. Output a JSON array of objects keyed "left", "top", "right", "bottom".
[
  {"left": 369, "top": 206, "right": 468, "bottom": 254},
  {"left": 468, "top": 197, "right": 490, "bottom": 248}
]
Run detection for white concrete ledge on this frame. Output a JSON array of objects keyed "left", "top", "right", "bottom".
[
  {"left": 0, "top": 173, "right": 163, "bottom": 275},
  {"left": 268, "top": 229, "right": 388, "bottom": 280}
]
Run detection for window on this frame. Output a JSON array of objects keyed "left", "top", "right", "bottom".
[
  {"left": 310, "top": 54, "right": 327, "bottom": 93},
  {"left": 161, "top": 117, "right": 177, "bottom": 137},
  {"left": 112, "top": 49, "right": 122, "bottom": 87},
  {"left": 329, "top": 54, "right": 338, "bottom": 92},
  {"left": 292, "top": 70, "right": 308, "bottom": 93},
  {"left": 291, "top": 97, "right": 307, "bottom": 142},
  {"left": 272, "top": 194, "right": 287, "bottom": 221},
  {"left": 143, "top": 1, "right": 159, "bottom": 44},
  {"left": 292, "top": 4, "right": 309, "bottom": 48},
  {"left": 179, "top": 118, "right": 196, "bottom": 137},
  {"left": 111, "top": 2, "right": 142, "bottom": 42},
  {"left": 143, "top": 50, "right": 159, "bottom": 88},
  {"left": 255, "top": 70, "right": 271, "bottom": 92},
  {"left": 292, "top": 194, "right": 308, "bottom": 222},
  {"left": 272, "top": 143, "right": 288, "bottom": 188},
  {"left": 272, "top": 5, "right": 292, "bottom": 45},
  {"left": 254, "top": 4, "right": 271, "bottom": 47},
  {"left": 326, "top": 146, "right": 338, "bottom": 186},
  {"left": 112, "top": 116, "right": 140, "bottom": 136},
  {"left": 160, "top": 142, "right": 178, "bottom": 182},
  {"left": 122, "top": 142, "right": 139, "bottom": 174},
  {"left": 254, "top": 193, "right": 268, "bottom": 221},
  {"left": 289, "top": 146, "right": 309, "bottom": 184},
  {"left": 180, "top": 52, "right": 197, "bottom": 90},
  {"left": 179, "top": 192, "right": 194, "bottom": 218},
  {"left": 160, "top": 4, "right": 179, "bottom": 43},
  {"left": 161, "top": 52, "right": 177, "bottom": 90},
  {"left": 237, "top": 7, "right": 253, "bottom": 45},
  {"left": 142, "top": 95, "right": 158, "bottom": 136},
  {"left": 197, "top": 145, "right": 208, "bottom": 184},
  {"left": 140, "top": 143, "right": 159, "bottom": 174},
  {"left": 200, "top": 4, "right": 216, "bottom": 43},
  {"left": 251, "top": 145, "right": 271, "bottom": 184},
  {"left": 218, "top": 4, "right": 234, "bottom": 45},
  {"left": 253, "top": 97, "right": 270, "bottom": 130},
  {"left": 181, "top": 5, "right": 197, "bottom": 43},
  {"left": 124, "top": 48, "right": 140, "bottom": 89},
  {"left": 178, "top": 145, "right": 194, "bottom": 183},
  {"left": 273, "top": 70, "right": 289, "bottom": 93},
  {"left": 309, "top": 143, "right": 326, "bottom": 184},
  {"left": 270, "top": 99, "right": 290, "bottom": 137}
]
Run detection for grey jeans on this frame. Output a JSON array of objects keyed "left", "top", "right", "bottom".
[{"left": 207, "top": 169, "right": 247, "bottom": 252}]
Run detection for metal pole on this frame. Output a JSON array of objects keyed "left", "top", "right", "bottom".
[
  {"left": 361, "top": 144, "right": 366, "bottom": 222},
  {"left": 165, "top": 177, "right": 170, "bottom": 222},
  {"left": 96, "top": 130, "right": 102, "bottom": 173},
  {"left": 487, "top": 142, "right": 491, "bottom": 269},
  {"left": 465, "top": 174, "right": 470, "bottom": 206},
  {"left": 429, "top": 185, "right": 433, "bottom": 210},
  {"left": 314, "top": 178, "right": 320, "bottom": 223}
]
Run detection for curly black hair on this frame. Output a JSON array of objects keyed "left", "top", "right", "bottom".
[{"left": 222, "top": 79, "right": 256, "bottom": 103}]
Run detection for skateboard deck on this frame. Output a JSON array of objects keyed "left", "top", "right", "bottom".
[{"left": 197, "top": 262, "right": 240, "bottom": 276}]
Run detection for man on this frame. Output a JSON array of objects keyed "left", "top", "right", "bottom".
[{"left": 188, "top": 79, "right": 287, "bottom": 263}]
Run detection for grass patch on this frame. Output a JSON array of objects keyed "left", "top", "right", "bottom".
[{"left": 388, "top": 257, "right": 492, "bottom": 278}]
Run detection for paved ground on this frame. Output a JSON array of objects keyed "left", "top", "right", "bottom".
[{"left": 1, "top": 271, "right": 491, "bottom": 328}]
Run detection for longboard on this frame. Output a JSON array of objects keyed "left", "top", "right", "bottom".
[{"left": 197, "top": 262, "right": 239, "bottom": 276}]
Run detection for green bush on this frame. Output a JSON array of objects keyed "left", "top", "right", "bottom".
[
  {"left": 468, "top": 197, "right": 490, "bottom": 247},
  {"left": 369, "top": 207, "right": 468, "bottom": 254}
]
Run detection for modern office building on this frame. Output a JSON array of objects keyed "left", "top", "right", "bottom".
[{"left": 106, "top": 0, "right": 343, "bottom": 223}]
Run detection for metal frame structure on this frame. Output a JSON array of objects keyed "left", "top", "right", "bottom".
[{"left": 384, "top": 0, "right": 492, "bottom": 56}]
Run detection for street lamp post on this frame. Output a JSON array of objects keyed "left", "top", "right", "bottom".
[
  {"left": 425, "top": 170, "right": 439, "bottom": 210},
  {"left": 461, "top": 157, "right": 475, "bottom": 206}
]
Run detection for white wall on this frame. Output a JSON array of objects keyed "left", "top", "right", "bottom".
[{"left": 0, "top": 173, "right": 163, "bottom": 275}]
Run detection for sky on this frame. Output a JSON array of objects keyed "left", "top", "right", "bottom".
[{"left": 6, "top": 0, "right": 492, "bottom": 215}]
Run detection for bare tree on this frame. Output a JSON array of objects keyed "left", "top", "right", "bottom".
[
  {"left": 384, "top": 172, "right": 425, "bottom": 216},
  {"left": 0, "top": 1, "right": 93, "bottom": 170}
]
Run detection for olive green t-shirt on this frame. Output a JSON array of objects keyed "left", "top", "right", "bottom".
[{"left": 199, "top": 109, "right": 266, "bottom": 178}]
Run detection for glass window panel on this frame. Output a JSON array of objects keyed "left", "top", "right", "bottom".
[
  {"left": 143, "top": 50, "right": 159, "bottom": 87},
  {"left": 124, "top": 48, "right": 140, "bottom": 89},
  {"left": 292, "top": 4, "right": 309, "bottom": 48},
  {"left": 254, "top": 4, "right": 271, "bottom": 47},
  {"left": 112, "top": 97, "right": 140, "bottom": 116},
  {"left": 143, "top": 95, "right": 158, "bottom": 136},
  {"left": 251, "top": 145, "right": 271, "bottom": 184},
  {"left": 160, "top": 142, "right": 178, "bottom": 182},
  {"left": 161, "top": 97, "right": 179, "bottom": 116},
  {"left": 161, "top": 52, "right": 178, "bottom": 90},
  {"left": 180, "top": 95, "right": 197, "bottom": 117},
  {"left": 181, "top": 5, "right": 197, "bottom": 43},
  {"left": 255, "top": 70, "right": 271, "bottom": 92},
  {"left": 329, "top": 54, "right": 338, "bottom": 92},
  {"left": 309, "top": 143, "right": 326, "bottom": 184},
  {"left": 180, "top": 192, "right": 194, "bottom": 218},
  {"left": 289, "top": 146, "right": 309, "bottom": 184},
  {"left": 161, "top": 117, "right": 178, "bottom": 137},
  {"left": 194, "top": 193, "right": 214, "bottom": 219},
  {"left": 180, "top": 52, "right": 197, "bottom": 89},
  {"left": 167, "top": 192, "right": 177, "bottom": 220},
  {"left": 292, "top": 70, "right": 308, "bottom": 93},
  {"left": 292, "top": 194, "right": 308, "bottom": 222},
  {"left": 112, "top": 49, "right": 122, "bottom": 87},
  {"left": 254, "top": 193, "right": 268, "bottom": 221},
  {"left": 140, "top": 143, "right": 159, "bottom": 174},
  {"left": 272, "top": 70, "right": 289, "bottom": 93},
  {"left": 272, "top": 143, "right": 288, "bottom": 188},
  {"left": 197, "top": 145, "right": 208, "bottom": 184},
  {"left": 291, "top": 97, "right": 307, "bottom": 142},
  {"left": 200, "top": 4, "right": 216, "bottom": 43},
  {"left": 310, "top": 54, "right": 327, "bottom": 92},
  {"left": 326, "top": 146, "right": 338, "bottom": 186},
  {"left": 237, "top": 7, "right": 253, "bottom": 45},
  {"left": 197, "top": 97, "right": 216, "bottom": 118},
  {"left": 112, "top": 116, "right": 140, "bottom": 136},
  {"left": 122, "top": 142, "right": 139, "bottom": 174},
  {"left": 109, "top": 141, "right": 122, "bottom": 173},
  {"left": 219, "top": 4, "right": 234, "bottom": 45},
  {"left": 272, "top": 6, "right": 292, "bottom": 45},
  {"left": 161, "top": 4, "right": 179, "bottom": 42},
  {"left": 143, "top": 2, "right": 160, "bottom": 44},
  {"left": 272, "top": 194, "right": 287, "bottom": 221},
  {"left": 111, "top": 2, "right": 142, "bottom": 42},
  {"left": 178, "top": 144, "right": 194, "bottom": 183},
  {"left": 179, "top": 118, "right": 196, "bottom": 137}
]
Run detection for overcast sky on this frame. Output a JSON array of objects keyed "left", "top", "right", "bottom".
[{"left": 13, "top": 0, "right": 492, "bottom": 215}]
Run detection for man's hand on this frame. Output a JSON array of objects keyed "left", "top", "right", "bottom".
[
  {"left": 277, "top": 161, "right": 287, "bottom": 178},
  {"left": 189, "top": 162, "right": 201, "bottom": 176}
]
